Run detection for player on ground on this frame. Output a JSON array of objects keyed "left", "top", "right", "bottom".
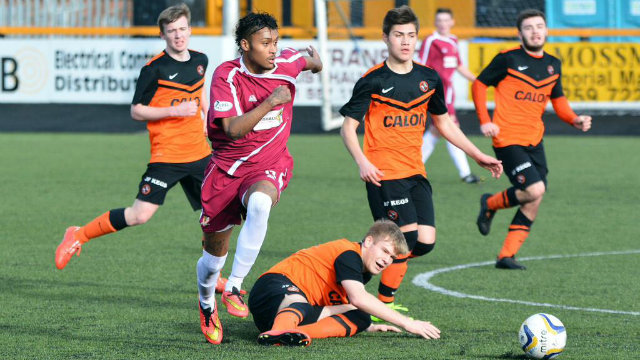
[
  {"left": 196, "top": 12, "right": 323, "bottom": 344},
  {"left": 55, "top": 4, "right": 216, "bottom": 275},
  {"left": 249, "top": 220, "right": 441, "bottom": 346},
  {"left": 472, "top": 9, "right": 592, "bottom": 269},
  {"left": 340, "top": 6, "right": 502, "bottom": 319},
  {"left": 418, "top": 8, "right": 480, "bottom": 184}
]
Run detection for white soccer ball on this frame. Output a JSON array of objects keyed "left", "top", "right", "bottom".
[{"left": 518, "top": 313, "right": 567, "bottom": 359}]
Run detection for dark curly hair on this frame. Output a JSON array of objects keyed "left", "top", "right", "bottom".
[{"left": 235, "top": 12, "right": 278, "bottom": 53}]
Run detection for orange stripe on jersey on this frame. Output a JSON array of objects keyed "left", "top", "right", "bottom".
[
  {"left": 146, "top": 52, "right": 164, "bottom": 66},
  {"left": 371, "top": 90, "right": 435, "bottom": 110},
  {"left": 500, "top": 46, "right": 522, "bottom": 54},
  {"left": 507, "top": 69, "right": 559, "bottom": 88},
  {"left": 157, "top": 78, "right": 205, "bottom": 93},
  {"left": 362, "top": 62, "right": 385, "bottom": 78}
]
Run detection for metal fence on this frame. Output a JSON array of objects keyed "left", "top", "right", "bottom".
[{"left": 0, "top": 0, "right": 131, "bottom": 27}]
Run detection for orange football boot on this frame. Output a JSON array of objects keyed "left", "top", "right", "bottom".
[
  {"left": 199, "top": 300, "right": 223, "bottom": 345},
  {"left": 222, "top": 287, "right": 249, "bottom": 318},
  {"left": 55, "top": 226, "right": 82, "bottom": 270}
]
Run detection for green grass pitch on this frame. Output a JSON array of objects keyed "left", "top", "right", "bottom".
[{"left": 1, "top": 132, "right": 638, "bottom": 359}]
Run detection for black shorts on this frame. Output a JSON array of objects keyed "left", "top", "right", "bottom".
[
  {"left": 248, "top": 273, "right": 319, "bottom": 333},
  {"left": 136, "top": 155, "right": 210, "bottom": 210},
  {"left": 494, "top": 142, "right": 548, "bottom": 190},
  {"left": 366, "top": 175, "right": 435, "bottom": 227}
]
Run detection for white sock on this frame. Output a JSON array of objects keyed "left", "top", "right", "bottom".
[
  {"left": 226, "top": 192, "right": 272, "bottom": 292},
  {"left": 197, "top": 250, "right": 227, "bottom": 309},
  {"left": 421, "top": 131, "right": 439, "bottom": 163},
  {"left": 446, "top": 141, "right": 472, "bottom": 178}
]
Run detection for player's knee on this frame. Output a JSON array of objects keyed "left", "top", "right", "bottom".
[
  {"left": 403, "top": 230, "right": 418, "bottom": 251},
  {"left": 342, "top": 309, "right": 372, "bottom": 336},
  {"left": 128, "top": 208, "right": 154, "bottom": 225},
  {"left": 411, "top": 242, "right": 435, "bottom": 258},
  {"left": 246, "top": 192, "right": 273, "bottom": 222},
  {"left": 525, "top": 182, "right": 546, "bottom": 200}
]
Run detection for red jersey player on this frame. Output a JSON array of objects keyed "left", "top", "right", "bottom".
[
  {"left": 196, "top": 12, "right": 322, "bottom": 345},
  {"left": 417, "top": 8, "right": 480, "bottom": 184}
]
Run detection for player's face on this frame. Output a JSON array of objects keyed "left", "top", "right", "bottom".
[
  {"left": 519, "top": 16, "right": 547, "bottom": 52},
  {"left": 242, "top": 27, "right": 279, "bottom": 74},
  {"left": 161, "top": 16, "right": 191, "bottom": 55},
  {"left": 383, "top": 23, "right": 417, "bottom": 64},
  {"left": 435, "top": 13, "right": 454, "bottom": 35},
  {"left": 362, "top": 236, "right": 397, "bottom": 275}
]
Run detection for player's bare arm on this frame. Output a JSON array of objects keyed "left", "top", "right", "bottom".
[
  {"left": 220, "top": 85, "right": 291, "bottom": 140},
  {"left": 431, "top": 113, "right": 503, "bottom": 178},
  {"left": 303, "top": 45, "right": 323, "bottom": 73},
  {"left": 456, "top": 65, "right": 476, "bottom": 82},
  {"left": 130, "top": 101, "right": 198, "bottom": 121},
  {"left": 340, "top": 116, "right": 384, "bottom": 186},
  {"left": 342, "top": 279, "right": 440, "bottom": 339}
]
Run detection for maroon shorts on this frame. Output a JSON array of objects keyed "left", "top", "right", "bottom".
[{"left": 199, "top": 157, "right": 293, "bottom": 233}]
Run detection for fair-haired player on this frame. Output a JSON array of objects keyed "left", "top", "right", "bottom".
[
  {"left": 418, "top": 8, "right": 481, "bottom": 184},
  {"left": 250, "top": 220, "right": 441, "bottom": 346},
  {"left": 55, "top": 4, "right": 216, "bottom": 278},
  {"left": 196, "top": 12, "right": 322, "bottom": 344},
  {"left": 472, "top": 9, "right": 591, "bottom": 269},
  {"left": 340, "top": 5, "right": 502, "bottom": 319}
]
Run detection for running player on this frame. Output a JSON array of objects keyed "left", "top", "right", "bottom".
[
  {"left": 418, "top": 8, "right": 480, "bottom": 184},
  {"left": 55, "top": 4, "right": 214, "bottom": 274},
  {"left": 472, "top": 9, "right": 592, "bottom": 269},
  {"left": 196, "top": 12, "right": 322, "bottom": 344},
  {"left": 249, "top": 220, "right": 441, "bottom": 346},
  {"left": 340, "top": 6, "right": 502, "bottom": 319}
]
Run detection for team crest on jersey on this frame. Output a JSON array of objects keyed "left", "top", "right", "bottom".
[
  {"left": 141, "top": 184, "right": 151, "bottom": 195},
  {"left": 547, "top": 65, "right": 554, "bottom": 75},
  {"left": 387, "top": 210, "right": 399, "bottom": 221},
  {"left": 197, "top": 65, "right": 205, "bottom": 76},
  {"left": 419, "top": 81, "right": 429, "bottom": 93}
]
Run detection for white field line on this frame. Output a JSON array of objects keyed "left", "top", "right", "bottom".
[{"left": 412, "top": 249, "right": 640, "bottom": 316}]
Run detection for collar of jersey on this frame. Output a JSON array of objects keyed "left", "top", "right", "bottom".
[{"left": 239, "top": 56, "right": 278, "bottom": 77}]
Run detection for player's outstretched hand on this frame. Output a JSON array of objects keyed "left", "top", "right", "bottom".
[
  {"left": 359, "top": 159, "right": 384, "bottom": 187},
  {"left": 474, "top": 153, "right": 503, "bottom": 179},
  {"left": 480, "top": 122, "right": 500, "bottom": 138},
  {"left": 267, "top": 85, "right": 292, "bottom": 107},
  {"left": 306, "top": 45, "right": 323, "bottom": 73},
  {"left": 404, "top": 319, "right": 441, "bottom": 339},
  {"left": 572, "top": 115, "right": 592, "bottom": 132},
  {"left": 172, "top": 100, "right": 198, "bottom": 117},
  {"left": 367, "top": 324, "right": 402, "bottom": 333}
]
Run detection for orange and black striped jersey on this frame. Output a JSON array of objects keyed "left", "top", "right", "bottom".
[
  {"left": 340, "top": 61, "right": 447, "bottom": 180},
  {"left": 132, "top": 50, "right": 210, "bottom": 163},
  {"left": 263, "top": 239, "right": 372, "bottom": 306},
  {"left": 476, "top": 46, "right": 565, "bottom": 148}
]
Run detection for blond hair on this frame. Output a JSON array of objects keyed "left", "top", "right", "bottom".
[
  {"left": 364, "top": 220, "right": 409, "bottom": 255},
  {"left": 157, "top": 3, "right": 191, "bottom": 34}
]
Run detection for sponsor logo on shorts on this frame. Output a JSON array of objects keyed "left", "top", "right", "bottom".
[
  {"left": 214, "top": 100, "right": 233, "bottom": 112},
  {"left": 141, "top": 184, "right": 151, "bottom": 195},
  {"left": 387, "top": 210, "right": 399, "bottom": 221},
  {"left": 511, "top": 161, "right": 532, "bottom": 175},
  {"left": 283, "top": 285, "right": 300, "bottom": 293},
  {"left": 144, "top": 176, "right": 168, "bottom": 188},
  {"left": 517, "top": 174, "right": 526, "bottom": 184},
  {"left": 200, "top": 215, "right": 211, "bottom": 227},
  {"left": 383, "top": 198, "right": 409, "bottom": 207}
]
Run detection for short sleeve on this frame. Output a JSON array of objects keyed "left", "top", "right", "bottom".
[
  {"left": 132, "top": 65, "right": 157, "bottom": 105},
  {"left": 550, "top": 62, "right": 565, "bottom": 99},
  {"left": 277, "top": 48, "right": 307, "bottom": 77},
  {"left": 334, "top": 250, "right": 365, "bottom": 284},
  {"left": 428, "top": 75, "right": 448, "bottom": 115},
  {"left": 210, "top": 67, "right": 241, "bottom": 119},
  {"left": 476, "top": 52, "right": 508, "bottom": 87},
  {"left": 339, "top": 76, "right": 375, "bottom": 121}
]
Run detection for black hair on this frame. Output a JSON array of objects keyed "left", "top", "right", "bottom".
[
  {"left": 516, "top": 9, "right": 546, "bottom": 31},
  {"left": 435, "top": 8, "right": 453, "bottom": 17},
  {"left": 382, "top": 5, "right": 419, "bottom": 35},
  {"left": 235, "top": 12, "right": 278, "bottom": 52}
]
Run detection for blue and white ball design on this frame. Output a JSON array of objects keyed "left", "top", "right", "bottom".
[{"left": 518, "top": 313, "right": 567, "bottom": 359}]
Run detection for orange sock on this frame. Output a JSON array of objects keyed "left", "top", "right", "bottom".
[
  {"left": 297, "top": 314, "right": 356, "bottom": 338},
  {"left": 498, "top": 225, "right": 530, "bottom": 259},
  {"left": 76, "top": 212, "right": 117, "bottom": 244},
  {"left": 487, "top": 190, "right": 510, "bottom": 210},
  {"left": 378, "top": 254, "right": 409, "bottom": 303},
  {"left": 271, "top": 307, "right": 304, "bottom": 331}
]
